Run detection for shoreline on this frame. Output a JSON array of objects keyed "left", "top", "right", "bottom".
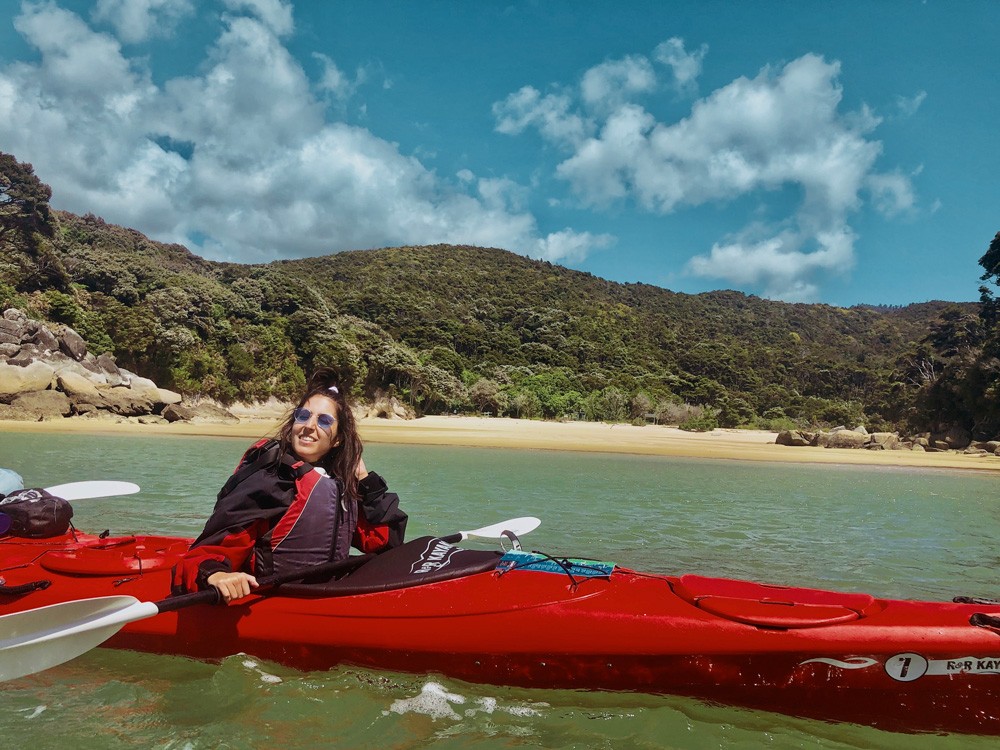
[{"left": 3, "top": 415, "right": 1000, "bottom": 474}]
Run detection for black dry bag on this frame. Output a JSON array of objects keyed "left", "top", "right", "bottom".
[{"left": 0, "top": 488, "right": 73, "bottom": 537}]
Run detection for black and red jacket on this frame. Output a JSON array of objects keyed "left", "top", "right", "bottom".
[{"left": 172, "top": 439, "right": 407, "bottom": 593}]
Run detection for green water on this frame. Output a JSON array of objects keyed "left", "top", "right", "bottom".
[{"left": 1, "top": 431, "right": 999, "bottom": 748}]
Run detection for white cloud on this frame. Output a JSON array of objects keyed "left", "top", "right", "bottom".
[
  {"left": 581, "top": 55, "right": 656, "bottom": 113},
  {"left": 653, "top": 37, "right": 707, "bottom": 94},
  {"left": 895, "top": 90, "right": 927, "bottom": 117},
  {"left": 92, "top": 0, "right": 194, "bottom": 44},
  {"left": 1, "top": 2, "right": 612, "bottom": 265},
  {"left": 312, "top": 52, "right": 366, "bottom": 101},
  {"left": 496, "top": 46, "right": 911, "bottom": 301},
  {"left": 686, "top": 225, "right": 855, "bottom": 302},
  {"left": 221, "top": 0, "right": 293, "bottom": 37},
  {"left": 867, "top": 171, "right": 916, "bottom": 216},
  {"left": 534, "top": 228, "right": 616, "bottom": 264},
  {"left": 492, "top": 85, "right": 591, "bottom": 147}
]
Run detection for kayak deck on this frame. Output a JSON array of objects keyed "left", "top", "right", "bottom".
[{"left": 2, "top": 531, "right": 1000, "bottom": 735}]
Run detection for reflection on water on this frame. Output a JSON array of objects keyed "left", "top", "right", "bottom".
[{"left": 1, "top": 430, "right": 999, "bottom": 748}]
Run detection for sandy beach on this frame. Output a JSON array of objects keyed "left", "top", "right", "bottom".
[{"left": 3, "top": 414, "right": 1000, "bottom": 474}]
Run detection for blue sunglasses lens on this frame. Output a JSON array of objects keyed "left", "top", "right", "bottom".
[{"left": 293, "top": 408, "right": 336, "bottom": 430}]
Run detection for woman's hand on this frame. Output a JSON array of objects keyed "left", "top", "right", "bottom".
[
  {"left": 206, "top": 571, "right": 259, "bottom": 603},
  {"left": 356, "top": 456, "right": 369, "bottom": 481}
]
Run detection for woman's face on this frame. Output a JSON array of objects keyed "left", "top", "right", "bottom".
[{"left": 291, "top": 394, "right": 340, "bottom": 463}]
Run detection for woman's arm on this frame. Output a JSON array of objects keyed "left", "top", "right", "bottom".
[
  {"left": 171, "top": 518, "right": 269, "bottom": 594},
  {"left": 353, "top": 470, "right": 408, "bottom": 552}
]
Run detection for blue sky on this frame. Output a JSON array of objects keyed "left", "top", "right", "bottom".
[{"left": 0, "top": 0, "right": 996, "bottom": 306}]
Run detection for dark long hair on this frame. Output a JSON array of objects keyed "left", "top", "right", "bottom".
[{"left": 275, "top": 367, "right": 364, "bottom": 502}]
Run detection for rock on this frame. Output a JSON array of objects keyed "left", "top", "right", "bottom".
[
  {"left": 0, "top": 403, "right": 36, "bottom": 421},
  {"left": 77, "top": 409, "right": 126, "bottom": 423},
  {"left": 76, "top": 354, "right": 104, "bottom": 376},
  {"left": 57, "top": 327, "right": 88, "bottom": 361},
  {"left": 935, "top": 426, "right": 971, "bottom": 450},
  {"left": 776, "top": 430, "right": 814, "bottom": 447},
  {"left": 156, "top": 388, "right": 183, "bottom": 406},
  {"left": 6, "top": 346, "right": 42, "bottom": 366},
  {"left": 57, "top": 370, "right": 102, "bottom": 399},
  {"left": 2, "top": 308, "right": 26, "bottom": 323},
  {"left": 360, "top": 393, "right": 415, "bottom": 420},
  {"left": 867, "top": 432, "right": 900, "bottom": 450},
  {"left": 101, "top": 388, "right": 155, "bottom": 416},
  {"left": 0, "top": 361, "right": 56, "bottom": 399},
  {"left": 137, "top": 415, "right": 167, "bottom": 425},
  {"left": 186, "top": 402, "right": 239, "bottom": 424},
  {"left": 817, "top": 430, "right": 868, "bottom": 449},
  {"left": 123, "top": 372, "right": 161, "bottom": 402},
  {"left": 854, "top": 425, "right": 869, "bottom": 435},
  {"left": 0, "top": 343, "right": 18, "bottom": 358},
  {"left": 95, "top": 353, "right": 123, "bottom": 386},
  {"left": 11, "top": 390, "right": 71, "bottom": 419},
  {"left": 911, "top": 443, "right": 926, "bottom": 452},
  {"left": 964, "top": 447, "right": 989, "bottom": 456},
  {"left": 0, "top": 318, "right": 21, "bottom": 335},
  {"left": 0, "top": 331, "right": 18, "bottom": 346},
  {"left": 29, "top": 327, "right": 59, "bottom": 353},
  {"left": 161, "top": 404, "right": 196, "bottom": 422}
]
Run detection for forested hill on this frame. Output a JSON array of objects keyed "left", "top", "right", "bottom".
[{"left": 1, "top": 152, "right": 991, "bottom": 434}]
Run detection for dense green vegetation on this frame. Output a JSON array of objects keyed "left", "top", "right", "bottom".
[{"left": 1, "top": 151, "right": 995, "bottom": 435}]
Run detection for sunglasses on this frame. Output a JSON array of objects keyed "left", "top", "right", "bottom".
[{"left": 293, "top": 407, "right": 337, "bottom": 432}]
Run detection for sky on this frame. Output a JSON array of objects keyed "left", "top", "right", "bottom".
[{"left": 0, "top": 0, "right": 997, "bottom": 307}]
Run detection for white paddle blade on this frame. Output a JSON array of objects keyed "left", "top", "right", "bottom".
[
  {"left": 463, "top": 516, "right": 541, "bottom": 540},
  {"left": 0, "top": 596, "right": 156, "bottom": 682},
  {"left": 45, "top": 481, "right": 141, "bottom": 501}
]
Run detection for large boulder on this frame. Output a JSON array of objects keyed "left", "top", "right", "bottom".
[
  {"left": 57, "top": 326, "right": 88, "bottom": 361},
  {"left": 11, "top": 390, "right": 71, "bottom": 419},
  {"left": 120, "top": 371, "right": 162, "bottom": 403},
  {"left": 816, "top": 430, "right": 868, "bottom": 449},
  {"left": 30, "top": 326, "right": 60, "bottom": 353},
  {"left": 775, "top": 430, "right": 815, "bottom": 447},
  {"left": 57, "top": 370, "right": 102, "bottom": 399},
  {"left": 185, "top": 402, "right": 239, "bottom": 424},
  {"left": 358, "top": 393, "right": 415, "bottom": 420},
  {"left": 95, "top": 353, "right": 123, "bottom": 387},
  {"left": 934, "top": 426, "right": 971, "bottom": 450},
  {"left": 157, "top": 388, "right": 183, "bottom": 406},
  {"left": 0, "top": 361, "right": 56, "bottom": 399},
  {"left": 866, "top": 432, "right": 900, "bottom": 450},
  {"left": 100, "top": 387, "right": 155, "bottom": 416},
  {"left": 161, "top": 404, "right": 197, "bottom": 422},
  {"left": 0, "top": 403, "right": 36, "bottom": 421}
]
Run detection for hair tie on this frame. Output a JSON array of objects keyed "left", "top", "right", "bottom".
[{"left": 328, "top": 385, "right": 340, "bottom": 395}]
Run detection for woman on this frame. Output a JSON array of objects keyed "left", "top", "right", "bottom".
[{"left": 172, "top": 368, "right": 407, "bottom": 602}]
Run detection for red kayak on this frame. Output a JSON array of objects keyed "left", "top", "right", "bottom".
[{"left": 1, "top": 527, "right": 1000, "bottom": 736}]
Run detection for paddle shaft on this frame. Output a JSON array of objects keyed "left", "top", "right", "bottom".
[{"left": 156, "top": 554, "right": 375, "bottom": 613}]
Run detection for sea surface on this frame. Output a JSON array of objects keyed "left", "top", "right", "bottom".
[{"left": 1, "top": 430, "right": 999, "bottom": 748}]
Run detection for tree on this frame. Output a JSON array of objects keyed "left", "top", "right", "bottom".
[
  {"left": 979, "top": 231, "right": 1000, "bottom": 333},
  {"left": 0, "top": 152, "right": 53, "bottom": 240}
]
